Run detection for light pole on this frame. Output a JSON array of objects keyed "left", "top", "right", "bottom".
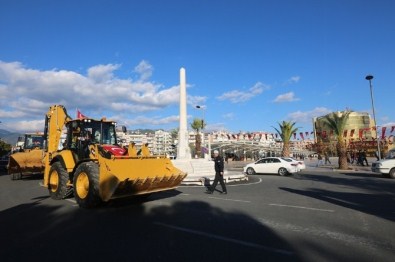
[
  {"left": 196, "top": 105, "right": 206, "bottom": 157},
  {"left": 365, "top": 75, "right": 381, "bottom": 160}
]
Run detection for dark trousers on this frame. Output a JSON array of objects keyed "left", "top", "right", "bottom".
[{"left": 210, "top": 172, "right": 227, "bottom": 193}]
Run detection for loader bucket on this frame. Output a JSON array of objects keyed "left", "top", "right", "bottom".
[
  {"left": 8, "top": 149, "right": 45, "bottom": 179},
  {"left": 97, "top": 155, "right": 187, "bottom": 202}
]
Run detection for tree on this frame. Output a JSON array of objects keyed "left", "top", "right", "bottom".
[
  {"left": 321, "top": 110, "right": 351, "bottom": 170},
  {"left": 273, "top": 121, "right": 299, "bottom": 157},
  {"left": 190, "top": 118, "right": 205, "bottom": 158},
  {"left": 0, "top": 139, "right": 12, "bottom": 157}
]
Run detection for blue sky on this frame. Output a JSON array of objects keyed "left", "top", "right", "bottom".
[{"left": 1, "top": 0, "right": 394, "bottom": 135}]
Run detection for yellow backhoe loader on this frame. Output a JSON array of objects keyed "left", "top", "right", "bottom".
[
  {"left": 43, "top": 105, "right": 186, "bottom": 208},
  {"left": 8, "top": 133, "right": 45, "bottom": 180}
]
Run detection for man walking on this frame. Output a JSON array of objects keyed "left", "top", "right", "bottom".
[{"left": 206, "top": 150, "right": 227, "bottom": 194}]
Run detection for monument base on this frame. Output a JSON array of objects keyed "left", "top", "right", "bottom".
[{"left": 172, "top": 158, "right": 248, "bottom": 186}]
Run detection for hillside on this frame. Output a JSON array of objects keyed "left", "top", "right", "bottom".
[{"left": 0, "top": 129, "right": 22, "bottom": 145}]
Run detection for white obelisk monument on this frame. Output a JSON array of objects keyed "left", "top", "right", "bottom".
[
  {"left": 173, "top": 67, "right": 245, "bottom": 185},
  {"left": 177, "top": 67, "right": 191, "bottom": 159}
]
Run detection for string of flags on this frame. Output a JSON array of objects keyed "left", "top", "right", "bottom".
[{"left": 213, "top": 126, "right": 395, "bottom": 141}]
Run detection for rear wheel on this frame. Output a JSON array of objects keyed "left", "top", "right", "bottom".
[
  {"left": 73, "top": 162, "right": 101, "bottom": 208},
  {"left": 246, "top": 167, "right": 256, "bottom": 175},
  {"left": 278, "top": 167, "right": 288, "bottom": 176},
  {"left": 48, "top": 162, "right": 69, "bottom": 199},
  {"left": 389, "top": 168, "right": 395, "bottom": 179}
]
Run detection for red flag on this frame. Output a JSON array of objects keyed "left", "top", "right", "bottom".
[
  {"left": 300, "top": 132, "right": 304, "bottom": 140},
  {"left": 77, "top": 109, "right": 87, "bottom": 119},
  {"left": 359, "top": 129, "right": 364, "bottom": 139},
  {"left": 382, "top": 126, "right": 387, "bottom": 140},
  {"left": 322, "top": 131, "right": 327, "bottom": 138}
]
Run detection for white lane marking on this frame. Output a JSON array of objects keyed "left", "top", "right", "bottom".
[
  {"left": 208, "top": 196, "right": 250, "bottom": 203},
  {"left": 269, "top": 203, "right": 334, "bottom": 212},
  {"left": 228, "top": 177, "right": 262, "bottom": 187},
  {"left": 154, "top": 222, "right": 294, "bottom": 256},
  {"left": 178, "top": 178, "right": 262, "bottom": 188}
]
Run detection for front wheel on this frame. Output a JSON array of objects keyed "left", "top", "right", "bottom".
[
  {"left": 278, "top": 167, "right": 288, "bottom": 176},
  {"left": 48, "top": 162, "right": 69, "bottom": 199},
  {"left": 389, "top": 168, "right": 395, "bottom": 179},
  {"left": 246, "top": 167, "right": 256, "bottom": 175},
  {"left": 73, "top": 162, "right": 101, "bottom": 208}
]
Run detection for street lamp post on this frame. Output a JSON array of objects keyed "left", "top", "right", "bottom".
[
  {"left": 365, "top": 75, "right": 381, "bottom": 160},
  {"left": 196, "top": 105, "right": 206, "bottom": 157}
]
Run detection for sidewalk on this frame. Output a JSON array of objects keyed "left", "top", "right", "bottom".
[{"left": 304, "top": 157, "right": 377, "bottom": 173}]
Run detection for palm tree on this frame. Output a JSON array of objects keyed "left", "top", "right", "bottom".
[
  {"left": 190, "top": 118, "right": 205, "bottom": 158},
  {"left": 273, "top": 121, "right": 299, "bottom": 157},
  {"left": 321, "top": 110, "right": 351, "bottom": 170}
]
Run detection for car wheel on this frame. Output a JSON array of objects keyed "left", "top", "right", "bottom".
[
  {"left": 389, "top": 168, "right": 395, "bottom": 179},
  {"left": 246, "top": 167, "right": 256, "bottom": 175},
  {"left": 278, "top": 167, "right": 288, "bottom": 176}
]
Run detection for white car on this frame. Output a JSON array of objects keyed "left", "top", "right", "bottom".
[
  {"left": 282, "top": 157, "right": 306, "bottom": 171},
  {"left": 243, "top": 157, "right": 299, "bottom": 176},
  {"left": 371, "top": 149, "right": 395, "bottom": 178}
]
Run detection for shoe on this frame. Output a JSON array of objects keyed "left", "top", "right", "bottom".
[
  {"left": 205, "top": 190, "right": 213, "bottom": 194},
  {"left": 221, "top": 191, "right": 227, "bottom": 195}
]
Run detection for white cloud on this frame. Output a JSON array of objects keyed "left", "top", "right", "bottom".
[
  {"left": 0, "top": 60, "right": 203, "bottom": 132},
  {"left": 124, "top": 115, "right": 180, "bottom": 126},
  {"left": 217, "top": 82, "right": 270, "bottom": 103},
  {"left": 134, "top": 60, "right": 153, "bottom": 81},
  {"left": 284, "top": 76, "right": 301, "bottom": 85},
  {"left": 222, "top": 113, "right": 235, "bottom": 120},
  {"left": 273, "top": 92, "right": 300, "bottom": 103},
  {"left": 287, "top": 107, "right": 332, "bottom": 123}
]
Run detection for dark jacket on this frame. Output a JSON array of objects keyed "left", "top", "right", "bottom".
[{"left": 214, "top": 156, "right": 224, "bottom": 173}]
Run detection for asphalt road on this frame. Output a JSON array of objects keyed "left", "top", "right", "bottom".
[{"left": 1, "top": 168, "right": 395, "bottom": 262}]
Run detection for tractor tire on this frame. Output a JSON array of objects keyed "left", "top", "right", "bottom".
[
  {"left": 278, "top": 167, "right": 288, "bottom": 176},
  {"left": 10, "top": 173, "right": 22, "bottom": 180},
  {"left": 246, "top": 167, "right": 256, "bottom": 175},
  {"left": 73, "top": 162, "right": 101, "bottom": 208},
  {"left": 389, "top": 168, "right": 395, "bottom": 179},
  {"left": 48, "top": 162, "right": 69, "bottom": 200}
]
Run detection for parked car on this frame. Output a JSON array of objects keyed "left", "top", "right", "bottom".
[
  {"left": 243, "top": 157, "right": 299, "bottom": 176},
  {"left": 371, "top": 149, "right": 395, "bottom": 178},
  {"left": 282, "top": 157, "right": 306, "bottom": 171}
]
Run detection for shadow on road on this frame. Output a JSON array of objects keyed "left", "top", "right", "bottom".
[
  {"left": 0, "top": 196, "right": 302, "bottom": 262},
  {"left": 279, "top": 185, "right": 395, "bottom": 222}
]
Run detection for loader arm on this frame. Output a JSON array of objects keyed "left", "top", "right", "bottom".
[{"left": 43, "top": 105, "right": 72, "bottom": 185}]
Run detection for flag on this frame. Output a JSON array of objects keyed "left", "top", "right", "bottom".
[
  {"left": 300, "top": 132, "right": 304, "bottom": 140},
  {"left": 358, "top": 129, "right": 364, "bottom": 139},
  {"left": 391, "top": 126, "right": 395, "bottom": 133},
  {"left": 381, "top": 126, "right": 387, "bottom": 140},
  {"left": 343, "top": 130, "right": 347, "bottom": 137},
  {"left": 77, "top": 109, "right": 87, "bottom": 119},
  {"left": 350, "top": 129, "right": 355, "bottom": 137},
  {"left": 293, "top": 133, "right": 296, "bottom": 139}
]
